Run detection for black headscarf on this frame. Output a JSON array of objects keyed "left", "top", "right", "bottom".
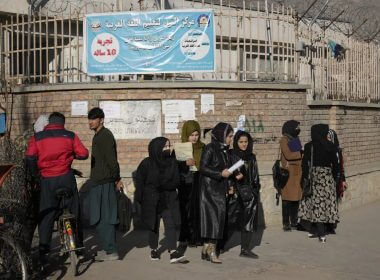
[
  {"left": 282, "top": 120, "right": 300, "bottom": 138},
  {"left": 148, "top": 137, "right": 179, "bottom": 190},
  {"left": 211, "top": 122, "right": 233, "bottom": 147},
  {"left": 232, "top": 130, "right": 254, "bottom": 161},
  {"left": 311, "top": 124, "right": 335, "bottom": 152}
]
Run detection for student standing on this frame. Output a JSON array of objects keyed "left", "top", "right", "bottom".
[{"left": 88, "top": 107, "right": 123, "bottom": 261}]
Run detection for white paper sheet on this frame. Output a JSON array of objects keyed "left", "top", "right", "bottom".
[
  {"left": 165, "top": 114, "right": 179, "bottom": 134},
  {"left": 228, "top": 159, "right": 245, "bottom": 173},
  {"left": 174, "top": 142, "right": 197, "bottom": 171},
  {"left": 71, "top": 101, "right": 88, "bottom": 116},
  {"left": 201, "top": 94, "right": 214, "bottom": 114},
  {"left": 162, "top": 100, "right": 195, "bottom": 121}
]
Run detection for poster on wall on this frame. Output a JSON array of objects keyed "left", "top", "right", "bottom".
[
  {"left": 99, "top": 100, "right": 161, "bottom": 139},
  {"left": 71, "top": 101, "right": 88, "bottom": 116},
  {"left": 83, "top": 9, "right": 215, "bottom": 75},
  {"left": 162, "top": 99, "right": 195, "bottom": 121}
]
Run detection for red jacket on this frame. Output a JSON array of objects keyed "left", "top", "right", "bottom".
[{"left": 26, "top": 124, "right": 89, "bottom": 178}]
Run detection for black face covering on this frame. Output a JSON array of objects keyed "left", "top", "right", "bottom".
[
  {"left": 148, "top": 137, "right": 179, "bottom": 190},
  {"left": 282, "top": 120, "right": 300, "bottom": 138},
  {"left": 162, "top": 149, "right": 172, "bottom": 158},
  {"left": 293, "top": 128, "right": 301, "bottom": 137}
]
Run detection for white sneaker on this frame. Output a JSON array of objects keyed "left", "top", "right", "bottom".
[{"left": 319, "top": 236, "right": 326, "bottom": 243}]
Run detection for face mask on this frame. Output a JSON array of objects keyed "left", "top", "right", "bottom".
[
  {"left": 292, "top": 128, "right": 300, "bottom": 137},
  {"left": 162, "top": 149, "right": 172, "bottom": 158}
]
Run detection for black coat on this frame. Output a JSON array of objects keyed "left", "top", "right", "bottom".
[
  {"left": 228, "top": 152, "right": 261, "bottom": 232},
  {"left": 199, "top": 142, "right": 229, "bottom": 239},
  {"left": 134, "top": 157, "right": 181, "bottom": 230}
]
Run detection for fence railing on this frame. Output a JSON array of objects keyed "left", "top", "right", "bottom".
[
  {"left": 0, "top": 0, "right": 297, "bottom": 86},
  {"left": 298, "top": 22, "right": 380, "bottom": 103},
  {"left": 0, "top": 0, "right": 380, "bottom": 103}
]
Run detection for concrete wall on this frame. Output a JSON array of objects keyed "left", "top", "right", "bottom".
[{"left": 6, "top": 81, "right": 380, "bottom": 225}]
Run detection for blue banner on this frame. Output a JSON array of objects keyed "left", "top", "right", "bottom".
[{"left": 84, "top": 9, "right": 215, "bottom": 75}]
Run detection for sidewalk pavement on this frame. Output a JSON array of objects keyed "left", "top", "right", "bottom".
[{"left": 47, "top": 200, "right": 380, "bottom": 280}]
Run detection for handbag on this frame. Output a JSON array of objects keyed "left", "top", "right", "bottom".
[
  {"left": 272, "top": 147, "right": 289, "bottom": 193},
  {"left": 236, "top": 184, "right": 254, "bottom": 202},
  {"left": 302, "top": 145, "right": 313, "bottom": 198}
]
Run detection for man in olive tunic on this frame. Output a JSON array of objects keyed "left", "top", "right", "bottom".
[{"left": 88, "top": 107, "right": 123, "bottom": 261}]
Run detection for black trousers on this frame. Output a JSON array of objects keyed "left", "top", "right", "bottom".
[
  {"left": 149, "top": 208, "right": 177, "bottom": 251},
  {"left": 38, "top": 171, "right": 83, "bottom": 255},
  {"left": 282, "top": 200, "right": 299, "bottom": 226}
]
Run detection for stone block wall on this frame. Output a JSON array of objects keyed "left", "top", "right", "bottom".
[{"left": 6, "top": 82, "right": 380, "bottom": 225}]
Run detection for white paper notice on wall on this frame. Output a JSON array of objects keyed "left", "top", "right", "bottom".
[
  {"left": 165, "top": 114, "right": 180, "bottom": 134},
  {"left": 100, "top": 101, "right": 121, "bottom": 119},
  {"left": 162, "top": 100, "right": 195, "bottom": 121},
  {"left": 236, "top": 114, "right": 246, "bottom": 131},
  {"left": 71, "top": 101, "right": 88, "bottom": 116},
  {"left": 201, "top": 94, "right": 214, "bottom": 114},
  {"left": 99, "top": 100, "right": 161, "bottom": 139}
]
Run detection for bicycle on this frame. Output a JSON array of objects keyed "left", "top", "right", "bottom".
[
  {"left": 55, "top": 187, "right": 83, "bottom": 277},
  {"left": 0, "top": 165, "right": 31, "bottom": 280},
  {"left": 0, "top": 199, "right": 31, "bottom": 280}
]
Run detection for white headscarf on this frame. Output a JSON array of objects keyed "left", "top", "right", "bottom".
[{"left": 34, "top": 114, "right": 49, "bottom": 133}]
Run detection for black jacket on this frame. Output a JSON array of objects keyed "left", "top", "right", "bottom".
[
  {"left": 199, "top": 142, "right": 229, "bottom": 239},
  {"left": 134, "top": 157, "right": 181, "bottom": 230},
  {"left": 228, "top": 152, "right": 261, "bottom": 232},
  {"left": 302, "top": 142, "right": 339, "bottom": 182}
]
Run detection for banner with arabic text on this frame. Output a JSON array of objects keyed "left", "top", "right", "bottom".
[{"left": 83, "top": 9, "right": 215, "bottom": 75}]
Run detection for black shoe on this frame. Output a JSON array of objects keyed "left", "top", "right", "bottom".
[
  {"left": 169, "top": 250, "right": 186, "bottom": 264},
  {"left": 290, "top": 224, "right": 298, "bottom": 230},
  {"left": 283, "top": 225, "right": 292, "bottom": 232},
  {"left": 150, "top": 249, "right": 160, "bottom": 261},
  {"left": 240, "top": 249, "right": 259, "bottom": 259}
]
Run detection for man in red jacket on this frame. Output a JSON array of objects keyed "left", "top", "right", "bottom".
[{"left": 26, "top": 112, "right": 89, "bottom": 264}]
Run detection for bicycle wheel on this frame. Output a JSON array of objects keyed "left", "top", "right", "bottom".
[{"left": 0, "top": 234, "right": 29, "bottom": 280}]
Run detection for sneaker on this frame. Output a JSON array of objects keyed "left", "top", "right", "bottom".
[
  {"left": 308, "top": 233, "right": 318, "bottom": 239},
  {"left": 150, "top": 249, "right": 160, "bottom": 261},
  {"left": 95, "top": 252, "right": 119, "bottom": 261},
  {"left": 239, "top": 249, "right": 259, "bottom": 259},
  {"left": 319, "top": 236, "right": 326, "bottom": 243},
  {"left": 169, "top": 250, "right": 186, "bottom": 264}
]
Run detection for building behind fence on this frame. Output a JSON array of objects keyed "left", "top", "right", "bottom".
[{"left": 0, "top": 0, "right": 379, "bottom": 103}]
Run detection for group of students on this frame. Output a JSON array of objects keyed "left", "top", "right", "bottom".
[
  {"left": 135, "top": 121, "right": 261, "bottom": 264},
  {"left": 279, "top": 121, "right": 346, "bottom": 243},
  {"left": 25, "top": 108, "right": 346, "bottom": 268},
  {"left": 135, "top": 119, "right": 346, "bottom": 264}
]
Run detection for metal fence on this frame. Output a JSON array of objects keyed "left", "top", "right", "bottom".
[
  {"left": 298, "top": 23, "right": 380, "bottom": 103},
  {"left": 0, "top": 0, "right": 297, "bottom": 85},
  {"left": 0, "top": 0, "right": 380, "bottom": 103}
]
